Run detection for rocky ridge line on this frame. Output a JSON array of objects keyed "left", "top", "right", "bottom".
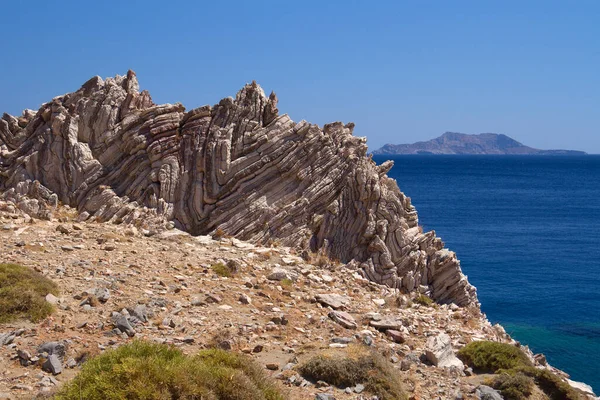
[{"left": 0, "top": 71, "right": 476, "bottom": 306}]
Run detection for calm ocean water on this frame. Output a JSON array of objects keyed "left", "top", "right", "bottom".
[{"left": 373, "top": 155, "right": 600, "bottom": 392}]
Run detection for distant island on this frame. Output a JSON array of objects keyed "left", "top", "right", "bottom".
[{"left": 373, "top": 132, "right": 587, "bottom": 155}]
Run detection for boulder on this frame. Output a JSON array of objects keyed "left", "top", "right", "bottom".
[
  {"left": 475, "top": 385, "right": 503, "bottom": 400},
  {"left": 38, "top": 342, "right": 66, "bottom": 360},
  {"left": 425, "top": 333, "right": 464, "bottom": 369}
]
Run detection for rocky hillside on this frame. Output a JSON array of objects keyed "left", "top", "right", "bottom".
[
  {"left": 1, "top": 73, "right": 597, "bottom": 399},
  {"left": 0, "top": 200, "right": 596, "bottom": 399},
  {"left": 0, "top": 71, "right": 475, "bottom": 306},
  {"left": 373, "top": 132, "right": 587, "bottom": 155}
]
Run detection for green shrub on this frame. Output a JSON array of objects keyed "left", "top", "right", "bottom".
[
  {"left": 298, "top": 345, "right": 406, "bottom": 400},
  {"left": 413, "top": 294, "right": 434, "bottom": 307},
  {"left": 55, "top": 341, "right": 285, "bottom": 400},
  {"left": 509, "top": 366, "right": 582, "bottom": 400},
  {"left": 211, "top": 262, "right": 233, "bottom": 278},
  {"left": 489, "top": 372, "right": 534, "bottom": 400},
  {"left": 0, "top": 263, "right": 58, "bottom": 323},
  {"left": 457, "top": 341, "right": 532, "bottom": 373}
]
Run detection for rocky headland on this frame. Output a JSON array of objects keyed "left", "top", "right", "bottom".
[
  {"left": 373, "top": 132, "right": 587, "bottom": 155},
  {"left": 0, "top": 72, "right": 597, "bottom": 399}
]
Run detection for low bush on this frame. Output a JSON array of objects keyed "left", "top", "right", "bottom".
[
  {"left": 298, "top": 345, "right": 406, "bottom": 400},
  {"left": 457, "top": 341, "right": 532, "bottom": 373},
  {"left": 510, "top": 366, "right": 582, "bottom": 400},
  {"left": 0, "top": 263, "right": 58, "bottom": 323},
  {"left": 54, "top": 341, "right": 285, "bottom": 400},
  {"left": 211, "top": 262, "right": 233, "bottom": 278},
  {"left": 489, "top": 372, "right": 534, "bottom": 400}
]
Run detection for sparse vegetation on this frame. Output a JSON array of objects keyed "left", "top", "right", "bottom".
[
  {"left": 280, "top": 278, "right": 293, "bottom": 288},
  {"left": 54, "top": 341, "right": 285, "bottom": 400},
  {"left": 211, "top": 262, "right": 233, "bottom": 278},
  {"left": 208, "top": 328, "right": 234, "bottom": 349},
  {"left": 0, "top": 263, "right": 58, "bottom": 323},
  {"left": 459, "top": 341, "right": 581, "bottom": 400},
  {"left": 457, "top": 341, "right": 532, "bottom": 373},
  {"left": 298, "top": 345, "right": 407, "bottom": 400},
  {"left": 212, "top": 227, "right": 231, "bottom": 241},
  {"left": 413, "top": 294, "right": 434, "bottom": 307}
]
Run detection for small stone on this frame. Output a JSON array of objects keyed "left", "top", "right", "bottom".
[
  {"left": 239, "top": 294, "right": 252, "bottom": 304},
  {"left": 386, "top": 329, "right": 405, "bottom": 343},
  {"left": 61, "top": 245, "right": 74, "bottom": 252},
  {"left": 270, "top": 315, "right": 289, "bottom": 325},
  {"left": 56, "top": 224, "right": 70, "bottom": 234},
  {"left": 94, "top": 288, "right": 110, "bottom": 303},
  {"left": 315, "top": 393, "right": 336, "bottom": 400},
  {"left": 253, "top": 345, "right": 264, "bottom": 353},
  {"left": 328, "top": 311, "right": 357, "bottom": 329},
  {"left": 131, "top": 305, "right": 149, "bottom": 323},
  {"left": 17, "top": 349, "right": 31, "bottom": 366},
  {"left": 206, "top": 293, "right": 222, "bottom": 303},
  {"left": 369, "top": 317, "right": 403, "bottom": 331},
  {"left": 267, "top": 267, "right": 296, "bottom": 281},
  {"left": 191, "top": 297, "right": 205, "bottom": 306},
  {"left": 113, "top": 315, "right": 135, "bottom": 336},
  {"left": 315, "top": 293, "right": 350, "bottom": 310},
  {"left": 45, "top": 293, "right": 59, "bottom": 305},
  {"left": 372, "top": 298, "right": 386, "bottom": 306},
  {"left": 218, "top": 340, "right": 232, "bottom": 350},
  {"left": 534, "top": 353, "right": 547, "bottom": 366},
  {"left": 42, "top": 354, "right": 62, "bottom": 375},
  {"left": 266, "top": 363, "right": 279, "bottom": 370},
  {"left": 162, "top": 318, "right": 176, "bottom": 328}
]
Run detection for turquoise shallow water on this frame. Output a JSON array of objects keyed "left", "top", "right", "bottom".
[{"left": 373, "top": 155, "right": 600, "bottom": 392}]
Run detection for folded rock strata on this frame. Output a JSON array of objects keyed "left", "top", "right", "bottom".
[{"left": 0, "top": 71, "right": 477, "bottom": 306}]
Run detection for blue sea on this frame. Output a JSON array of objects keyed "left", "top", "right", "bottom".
[{"left": 373, "top": 155, "right": 600, "bottom": 392}]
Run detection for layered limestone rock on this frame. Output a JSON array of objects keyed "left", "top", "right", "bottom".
[{"left": 0, "top": 71, "right": 477, "bottom": 306}]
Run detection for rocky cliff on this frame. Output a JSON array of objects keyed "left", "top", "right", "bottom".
[
  {"left": 0, "top": 71, "right": 476, "bottom": 306},
  {"left": 373, "top": 132, "right": 587, "bottom": 155}
]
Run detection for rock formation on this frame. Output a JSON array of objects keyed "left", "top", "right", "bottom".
[{"left": 0, "top": 71, "right": 477, "bottom": 306}]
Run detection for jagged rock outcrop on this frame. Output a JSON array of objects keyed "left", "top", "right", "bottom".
[{"left": 0, "top": 71, "right": 477, "bottom": 306}]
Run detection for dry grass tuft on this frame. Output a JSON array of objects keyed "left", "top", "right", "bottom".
[
  {"left": 298, "top": 344, "right": 407, "bottom": 400},
  {"left": 0, "top": 263, "right": 58, "bottom": 323}
]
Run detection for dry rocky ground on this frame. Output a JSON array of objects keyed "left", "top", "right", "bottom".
[{"left": 0, "top": 200, "right": 595, "bottom": 400}]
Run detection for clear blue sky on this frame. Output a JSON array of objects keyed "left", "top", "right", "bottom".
[{"left": 1, "top": 0, "right": 598, "bottom": 152}]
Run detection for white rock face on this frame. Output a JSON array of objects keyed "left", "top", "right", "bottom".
[
  {"left": 566, "top": 379, "right": 596, "bottom": 396},
  {"left": 0, "top": 71, "right": 478, "bottom": 306},
  {"left": 425, "top": 333, "right": 464, "bottom": 369}
]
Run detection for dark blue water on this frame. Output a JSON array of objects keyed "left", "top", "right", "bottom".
[{"left": 373, "top": 155, "right": 600, "bottom": 392}]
